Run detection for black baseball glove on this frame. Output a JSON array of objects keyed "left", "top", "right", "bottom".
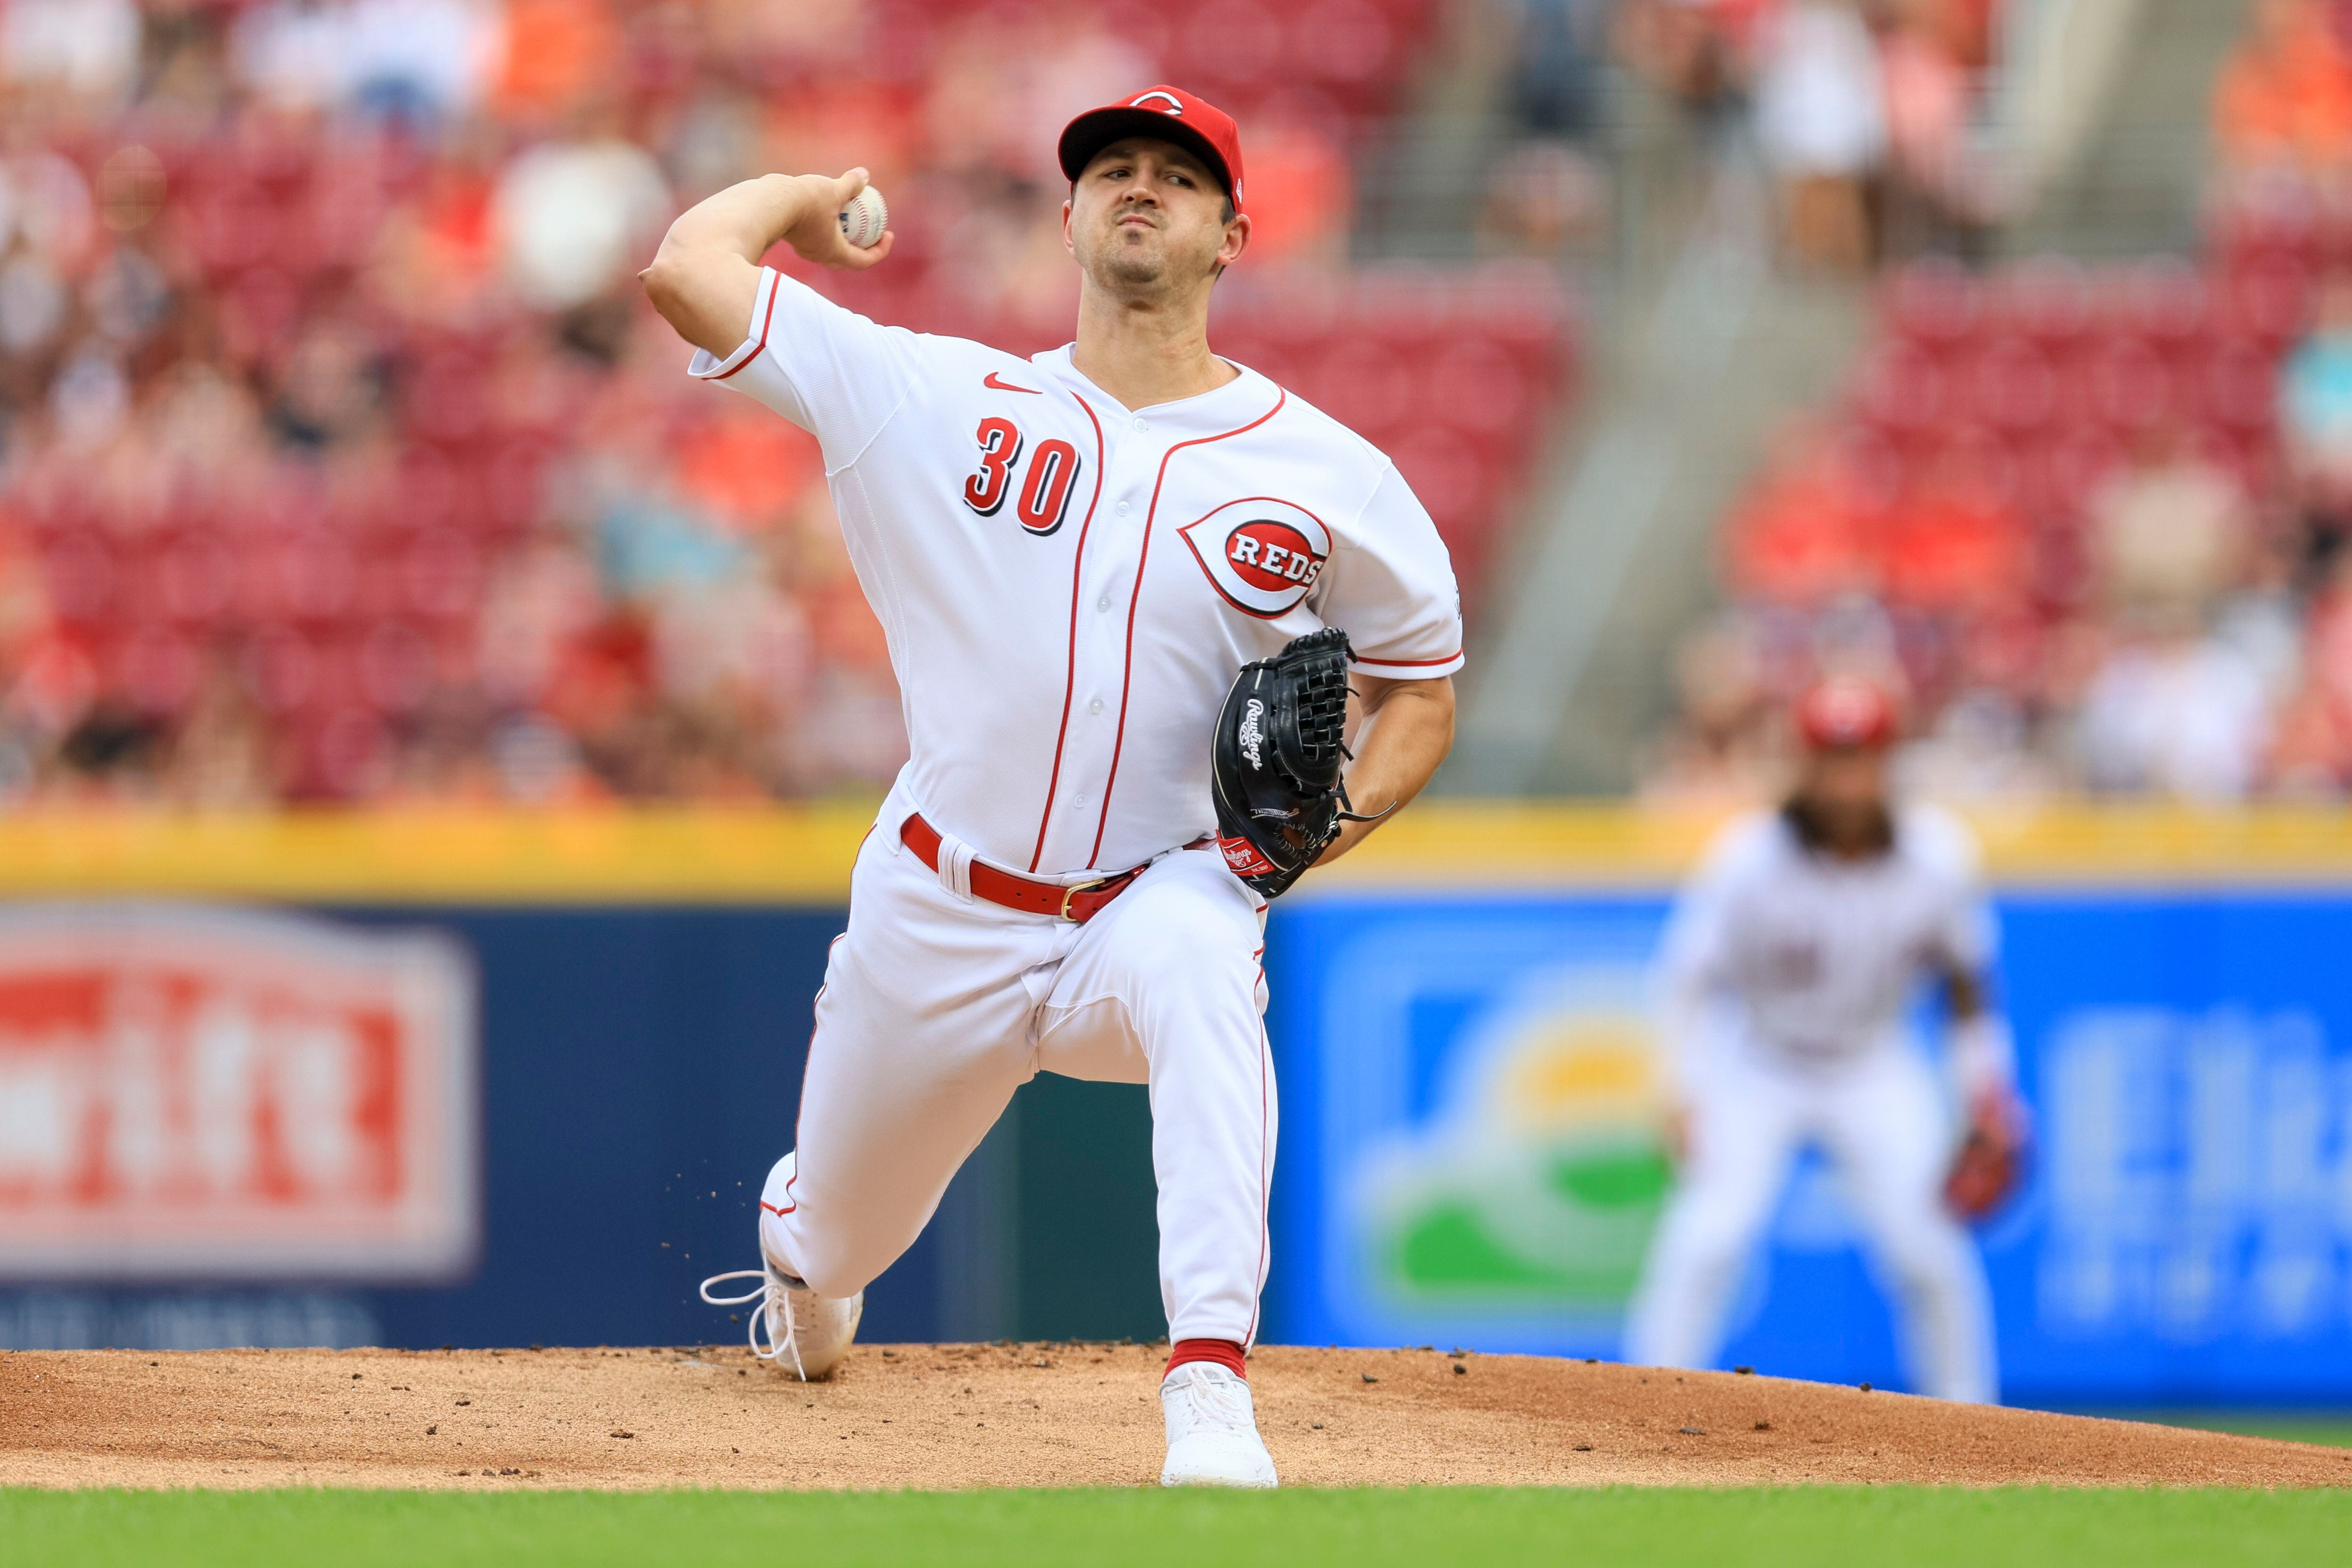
[{"left": 1210, "top": 628, "right": 1387, "bottom": 897}]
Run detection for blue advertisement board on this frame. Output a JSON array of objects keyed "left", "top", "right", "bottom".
[
  {"left": 0, "top": 906, "right": 927, "bottom": 1352},
  {"left": 1261, "top": 888, "right": 2352, "bottom": 1407},
  {"left": 0, "top": 898, "right": 1160, "bottom": 1355}
]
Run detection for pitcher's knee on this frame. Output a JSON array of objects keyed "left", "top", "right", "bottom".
[{"left": 1118, "top": 896, "right": 1258, "bottom": 1007}]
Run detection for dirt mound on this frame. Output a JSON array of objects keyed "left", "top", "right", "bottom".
[{"left": 4, "top": 1342, "right": 2345, "bottom": 1490}]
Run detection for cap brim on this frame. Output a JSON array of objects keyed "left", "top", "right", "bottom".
[{"left": 1058, "top": 107, "right": 1233, "bottom": 199}]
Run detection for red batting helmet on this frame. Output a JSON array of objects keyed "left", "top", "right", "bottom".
[
  {"left": 1794, "top": 677, "right": 1899, "bottom": 751},
  {"left": 1058, "top": 86, "right": 1246, "bottom": 212}
]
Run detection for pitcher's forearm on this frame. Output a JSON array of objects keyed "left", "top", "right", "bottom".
[
  {"left": 660, "top": 174, "right": 822, "bottom": 267},
  {"left": 642, "top": 169, "right": 890, "bottom": 360},
  {"left": 1319, "top": 675, "right": 1455, "bottom": 864},
  {"left": 641, "top": 176, "right": 822, "bottom": 357}
]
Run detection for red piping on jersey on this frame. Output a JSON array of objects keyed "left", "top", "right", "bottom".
[
  {"left": 1245, "top": 1013, "right": 1271, "bottom": 1347},
  {"left": 764, "top": 930, "right": 845, "bottom": 1233},
  {"left": 1354, "top": 650, "right": 1464, "bottom": 669},
  {"left": 1028, "top": 397, "right": 1110, "bottom": 872},
  {"left": 707, "top": 274, "right": 781, "bottom": 383},
  {"left": 1088, "top": 389, "right": 1288, "bottom": 867}
]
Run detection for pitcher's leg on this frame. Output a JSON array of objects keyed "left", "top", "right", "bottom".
[
  {"left": 1041, "top": 849, "right": 1275, "bottom": 1345},
  {"left": 760, "top": 837, "right": 1052, "bottom": 1299},
  {"left": 1824, "top": 1048, "right": 1999, "bottom": 1404}
]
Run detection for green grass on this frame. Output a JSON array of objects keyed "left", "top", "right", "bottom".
[{"left": 8, "top": 1486, "right": 2352, "bottom": 1568}]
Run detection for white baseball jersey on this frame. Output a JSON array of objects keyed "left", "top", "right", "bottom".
[
  {"left": 1659, "top": 803, "right": 1995, "bottom": 1066},
  {"left": 689, "top": 266, "right": 1464, "bottom": 875}
]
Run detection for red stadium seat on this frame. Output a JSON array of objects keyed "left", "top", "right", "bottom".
[
  {"left": 2108, "top": 258, "right": 2211, "bottom": 350},
  {"left": 303, "top": 706, "right": 390, "bottom": 800},
  {"left": 1430, "top": 340, "right": 1536, "bottom": 436},
  {"left": 357, "top": 620, "right": 436, "bottom": 716},
  {"left": 400, "top": 530, "right": 486, "bottom": 623},
  {"left": 1992, "top": 255, "right": 2091, "bottom": 349},
  {"left": 1952, "top": 338, "right": 2057, "bottom": 433},
  {"left": 2217, "top": 256, "right": 2314, "bottom": 346},
  {"left": 241, "top": 624, "right": 321, "bottom": 715},
  {"left": 1851, "top": 341, "right": 1950, "bottom": 442},
  {"left": 2202, "top": 342, "right": 2281, "bottom": 433},
  {"left": 2087, "top": 338, "right": 2184, "bottom": 432},
  {"left": 42, "top": 531, "right": 115, "bottom": 626},
  {"left": 158, "top": 531, "right": 239, "bottom": 628},
  {"left": 118, "top": 629, "right": 201, "bottom": 718},
  {"left": 1299, "top": 337, "right": 1414, "bottom": 441},
  {"left": 1885, "top": 257, "right": 1982, "bottom": 350}
]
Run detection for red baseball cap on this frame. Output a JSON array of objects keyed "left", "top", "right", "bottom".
[
  {"left": 1058, "top": 86, "right": 1246, "bottom": 212},
  {"left": 1794, "top": 677, "right": 1900, "bottom": 751}
]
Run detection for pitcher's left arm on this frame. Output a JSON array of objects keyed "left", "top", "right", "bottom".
[{"left": 1316, "top": 673, "right": 1454, "bottom": 864}]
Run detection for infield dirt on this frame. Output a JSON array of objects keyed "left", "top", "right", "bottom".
[{"left": 5, "top": 1342, "right": 2347, "bottom": 1491}]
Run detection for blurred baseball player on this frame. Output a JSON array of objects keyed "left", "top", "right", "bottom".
[
  {"left": 641, "top": 88, "right": 1461, "bottom": 1486},
  {"left": 1623, "top": 677, "right": 2024, "bottom": 1404}
]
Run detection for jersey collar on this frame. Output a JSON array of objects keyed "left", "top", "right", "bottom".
[{"left": 1033, "top": 344, "right": 1275, "bottom": 432}]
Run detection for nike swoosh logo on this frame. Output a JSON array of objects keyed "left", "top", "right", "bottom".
[{"left": 983, "top": 371, "right": 1041, "bottom": 394}]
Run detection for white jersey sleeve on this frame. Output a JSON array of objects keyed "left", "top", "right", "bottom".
[
  {"left": 1652, "top": 812, "right": 1776, "bottom": 1092},
  {"left": 1311, "top": 462, "right": 1464, "bottom": 679},
  {"left": 685, "top": 267, "right": 918, "bottom": 474},
  {"left": 1902, "top": 805, "right": 1997, "bottom": 974}
]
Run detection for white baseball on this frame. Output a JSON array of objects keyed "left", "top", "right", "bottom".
[{"left": 839, "top": 186, "right": 888, "bottom": 250}]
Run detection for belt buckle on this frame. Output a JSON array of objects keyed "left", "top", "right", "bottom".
[{"left": 1059, "top": 877, "right": 1110, "bottom": 920}]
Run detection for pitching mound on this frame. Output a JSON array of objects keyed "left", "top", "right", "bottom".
[{"left": 6, "top": 1342, "right": 2347, "bottom": 1490}]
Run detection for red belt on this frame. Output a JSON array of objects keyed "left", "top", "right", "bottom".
[{"left": 899, "top": 813, "right": 1146, "bottom": 923}]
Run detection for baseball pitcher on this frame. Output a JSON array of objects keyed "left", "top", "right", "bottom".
[
  {"left": 1623, "top": 678, "right": 2026, "bottom": 1404},
  {"left": 641, "top": 87, "right": 1461, "bottom": 1486}
]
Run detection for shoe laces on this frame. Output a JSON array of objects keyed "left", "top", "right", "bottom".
[
  {"left": 699, "top": 1266, "right": 807, "bottom": 1380},
  {"left": 1164, "top": 1363, "right": 1256, "bottom": 1438}
]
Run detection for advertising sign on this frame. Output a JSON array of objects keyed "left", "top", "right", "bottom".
[
  {"left": 0, "top": 904, "right": 477, "bottom": 1281},
  {"left": 1264, "top": 890, "right": 2352, "bottom": 1405},
  {"left": 1269, "top": 899, "right": 1675, "bottom": 1355}
]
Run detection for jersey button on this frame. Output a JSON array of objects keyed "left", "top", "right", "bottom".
[
  {"left": 1116, "top": 501, "right": 1130, "bottom": 515},
  {"left": 1131, "top": 417, "right": 1147, "bottom": 431},
  {"left": 1095, "top": 594, "right": 1111, "bottom": 612},
  {"left": 1089, "top": 698, "right": 1104, "bottom": 714}
]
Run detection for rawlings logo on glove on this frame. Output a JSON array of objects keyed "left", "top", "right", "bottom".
[
  {"left": 1209, "top": 627, "right": 1387, "bottom": 898},
  {"left": 1238, "top": 698, "right": 1266, "bottom": 770}
]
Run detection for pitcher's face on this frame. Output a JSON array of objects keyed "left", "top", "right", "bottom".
[{"left": 1065, "top": 138, "right": 1245, "bottom": 295}]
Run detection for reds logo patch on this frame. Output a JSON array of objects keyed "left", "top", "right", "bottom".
[{"left": 1178, "top": 498, "right": 1331, "bottom": 619}]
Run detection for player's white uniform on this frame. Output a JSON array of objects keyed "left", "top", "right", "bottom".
[
  {"left": 690, "top": 267, "right": 1463, "bottom": 1344},
  {"left": 1624, "top": 804, "right": 2003, "bottom": 1403}
]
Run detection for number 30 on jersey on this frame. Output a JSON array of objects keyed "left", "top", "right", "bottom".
[{"left": 962, "top": 418, "right": 1082, "bottom": 536}]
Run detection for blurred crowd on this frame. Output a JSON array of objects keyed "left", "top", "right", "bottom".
[
  {"left": 0, "top": 0, "right": 1568, "bottom": 806},
  {"left": 1482, "top": 0, "right": 2003, "bottom": 269},
  {"left": 1649, "top": 0, "right": 2352, "bottom": 804}
]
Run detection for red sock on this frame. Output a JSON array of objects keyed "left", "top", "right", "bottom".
[{"left": 1165, "top": 1338, "right": 1248, "bottom": 1381}]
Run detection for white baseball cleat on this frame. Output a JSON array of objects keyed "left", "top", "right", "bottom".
[
  {"left": 699, "top": 1261, "right": 862, "bottom": 1382},
  {"left": 1159, "top": 1362, "right": 1279, "bottom": 1488}
]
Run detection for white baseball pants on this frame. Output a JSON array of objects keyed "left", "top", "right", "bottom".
[
  {"left": 757, "top": 797, "right": 1275, "bottom": 1345},
  {"left": 1623, "top": 1037, "right": 1998, "bottom": 1404}
]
